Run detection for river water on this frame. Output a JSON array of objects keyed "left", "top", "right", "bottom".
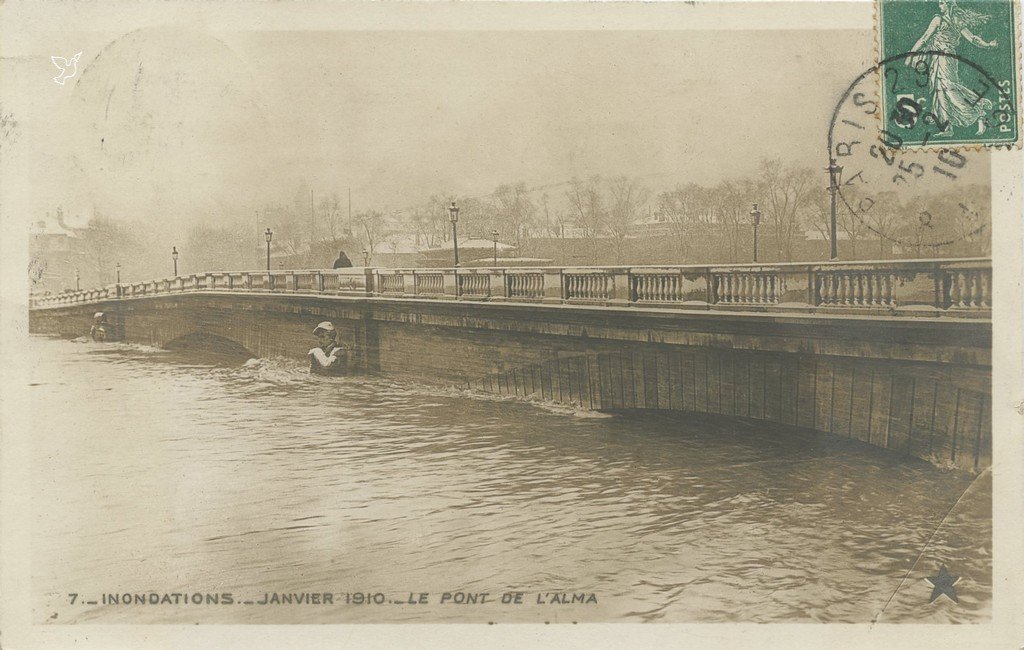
[{"left": 28, "top": 336, "right": 990, "bottom": 624}]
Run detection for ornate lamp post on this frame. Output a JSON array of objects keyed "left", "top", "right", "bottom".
[
  {"left": 362, "top": 249, "right": 369, "bottom": 266},
  {"left": 750, "top": 203, "right": 762, "bottom": 263},
  {"left": 827, "top": 159, "right": 843, "bottom": 260},
  {"left": 115, "top": 263, "right": 121, "bottom": 284},
  {"left": 491, "top": 229, "right": 499, "bottom": 266},
  {"left": 172, "top": 246, "right": 179, "bottom": 277},
  {"left": 264, "top": 228, "right": 273, "bottom": 271},
  {"left": 75, "top": 268, "right": 80, "bottom": 291},
  {"left": 448, "top": 201, "right": 460, "bottom": 267}
]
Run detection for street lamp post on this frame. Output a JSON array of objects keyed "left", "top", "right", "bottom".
[
  {"left": 750, "top": 203, "right": 762, "bottom": 263},
  {"left": 448, "top": 201, "right": 460, "bottom": 267},
  {"left": 491, "top": 229, "right": 499, "bottom": 266},
  {"left": 115, "top": 263, "right": 121, "bottom": 285},
  {"left": 75, "top": 268, "right": 80, "bottom": 291},
  {"left": 362, "top": 249, "right": 369, "bottom": 266},
  {"left": 172, "top": 246, "right": 179, "bottom": 277},
  {"left": 827, "top": 159, "right": 843, "bottom": 260},
  {"left": 264, "top": 228, "right": 273, "bottom": 271}
]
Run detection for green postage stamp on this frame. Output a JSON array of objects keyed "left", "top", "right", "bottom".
[{"left": 878, "top": 0, "right": 1019, "bottom": 147}]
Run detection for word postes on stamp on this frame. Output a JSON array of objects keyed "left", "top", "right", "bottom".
[{"left": 878, "top": 0, "right": 1019, "bottom": 148}]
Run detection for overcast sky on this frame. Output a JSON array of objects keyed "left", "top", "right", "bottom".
[{"left": 6, "top": 24, "right": 877, "bottom": 231}]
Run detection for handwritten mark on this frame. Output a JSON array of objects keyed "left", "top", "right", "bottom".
[{"left": 52, "top": 51, "right": 82, "bottom": 85}]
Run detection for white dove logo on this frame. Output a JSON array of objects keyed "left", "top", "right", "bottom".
[{"left": 51, "top": 51, "right": 82, "bottom": 85}]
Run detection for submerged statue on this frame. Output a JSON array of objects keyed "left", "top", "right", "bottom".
[
  {"left": 308, "top": 321, "right": 350, "bottom": 376},
  {"left": 90, "top": 312, "right": 108, "bottom": 342}
]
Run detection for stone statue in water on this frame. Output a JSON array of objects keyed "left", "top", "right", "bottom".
[{"left": 308, "top": 321, "right": 349, "bottom": 375}]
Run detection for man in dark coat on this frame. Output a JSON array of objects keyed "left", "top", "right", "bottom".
[{"left": 332, "top": 251, "right": 353, "bottom": 268}]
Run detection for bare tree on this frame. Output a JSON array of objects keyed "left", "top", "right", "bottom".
[
  {"left": 426, "top": 194, "right": 455, "bottom": 244},
  {"left": 939, "top": 183, "right": 990, "bottom": 256},
  {"left": 407, "top": 206, "right": 437, "bottom": 248},
  {"left": 492, "top": 182, "right": 536, "bottom": 247},
  {"left": 807, "top": 185, "right": 865, "bottom": 259},
  {"left": 566, "top": 175, "right": 606, "bottom": 237},
  {"left": 539, "top": 192, "right": 560, "bottom": 238},
  {"left": 758, "top": 159, "right": 816, "bottom": 262},
  {"left": 606, "top": 175, "right": 650, "bottom": 263},
  {"left": 72, "top": 212, "right": 166, "bottom": 283},
  {"left": 263, "top": 203, "right": 309, "bottom": 266},
  {"left": 185, "top": 222, "right": 252, "bottom": 272},
  {"left": 353, "top": 209, "right": 387, "bottom": 260},
  {"left": 712, "top": 179, "right": 758, "bottom": 263},
  {"left": 658, "top": 183, "right": 713, "bottom": 227},
  {"left": 861, "top": 191, "right": 902, "bottom": 259},
  {"left": 317, "top": 193, "right": 347, "bottom": 244}
]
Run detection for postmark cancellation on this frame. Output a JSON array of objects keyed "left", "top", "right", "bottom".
[{"left": 877, "top": 0, "right": 1020, "bottom": 149}]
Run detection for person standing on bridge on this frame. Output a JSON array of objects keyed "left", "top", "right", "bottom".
[
  {"left": 308, "top": 321, "right": 349, "bottom": 376},
  {"left": 332, "top": 251, "right": 353, "bottom": 269}
]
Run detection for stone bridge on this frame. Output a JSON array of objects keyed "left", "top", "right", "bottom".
[{"left": 30, "top": 258, "right": 992, "bottom": 472}]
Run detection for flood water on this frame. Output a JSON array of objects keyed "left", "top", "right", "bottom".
[{"left": 28, "top": 336, "right": 990, "bottom": 624}]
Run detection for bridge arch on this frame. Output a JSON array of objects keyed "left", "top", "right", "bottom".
[{"left": 164, "top": 332, "right": 256, "bottom": 359}]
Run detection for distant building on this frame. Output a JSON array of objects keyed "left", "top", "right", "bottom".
[
  {"left": 628, "top": 217, "right": 676, "bottom": 239},
  {"left": 30, "top": 220, "right": 83, "bottom": 294}
]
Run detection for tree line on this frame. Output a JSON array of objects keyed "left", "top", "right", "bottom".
[{"left": 34, "top": 157, "right": 991, "bottom": 290}]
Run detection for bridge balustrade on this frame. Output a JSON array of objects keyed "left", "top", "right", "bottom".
[
  {"left": 321, "top": 270, "right": 368, "bottom": 295},
  {"left": 506, "top": 272, "right": 545, "bottom": 300},
  {"left": 943, "top": 265, "right": 991, "bottom": 310},
  {"left": 29, "top": 258, "right": 993, "bottom": 318},
  {"left": 414, "top": 272, "right": 445, "bottom": 297},
  {"left": 457, "top": 272, "right": 491, "bottom": 298},
  {"left": 564, "top": 270, "right": 618, "bottom": 302},
  {"left": 293, "top": 272, "right": 317, "bottom": 293},
  {"left": 378, "top": 273, "right": 405, "bottom": 295},
  {"left": 713, "top": 270, "right": 780, "bottom": 305}
]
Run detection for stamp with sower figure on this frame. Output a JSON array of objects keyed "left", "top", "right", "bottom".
[{"left": 878, "top": 0, "right": 1019, "bottom": 148}]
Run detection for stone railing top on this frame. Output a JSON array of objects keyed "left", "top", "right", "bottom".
[{"left": 29, "top": 258, "right": 992, "bottom": 317}]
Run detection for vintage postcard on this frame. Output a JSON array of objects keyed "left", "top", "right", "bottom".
[{"left": 1, "top": 1, "right": 1022, "bottom": 648}]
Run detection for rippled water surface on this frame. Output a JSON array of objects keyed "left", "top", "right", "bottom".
[{"left": 29, "top": 336, "right": 990, "bottom": 624}]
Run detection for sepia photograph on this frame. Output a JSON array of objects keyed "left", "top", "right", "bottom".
[{"left": 2, "top": 0, "right": 1022, "bottom": 647}]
